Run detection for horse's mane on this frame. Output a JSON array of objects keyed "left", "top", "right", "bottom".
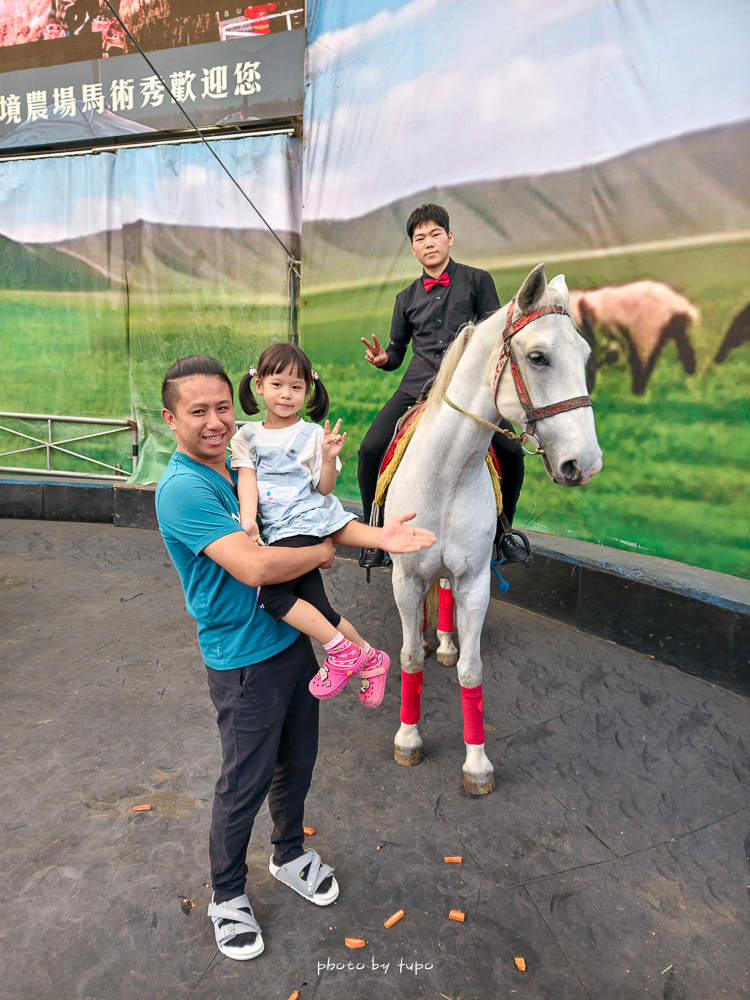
[{"left": 421, "top": 323, "right": 476, "bottom": 421}]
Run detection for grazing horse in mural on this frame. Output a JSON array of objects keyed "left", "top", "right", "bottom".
[
  {"left": 384, "top": 264, "right": 603, "bottom": 794},
  {"left": 569, "top": 281, "right": 700, "bottom": 395}
]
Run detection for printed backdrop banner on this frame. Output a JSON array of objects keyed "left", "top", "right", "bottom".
[
  {"left": 300, "top": 0, "right": 750, "bottom": 580},
  {"left": 0, "top": 2, "right": 305, "bottom": 149},
  {"left": 0, "top": 132, "right": 300, "bottom": 481}
]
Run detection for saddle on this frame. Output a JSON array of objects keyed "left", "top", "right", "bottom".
[
  {"left": 372, "top": 401, "right": 504, "bottom": 518},
  {"left": 359, "top": 377, "right": 532, "bottom": 580}
]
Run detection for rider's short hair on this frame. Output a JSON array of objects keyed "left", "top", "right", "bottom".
[{"left": 406, "top": 203, "right": 450, "bottom": 241}]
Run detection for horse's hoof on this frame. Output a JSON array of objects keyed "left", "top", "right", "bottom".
[
  {"left": 436, "top": 651, "right": 458, "bottom": 667},
  {"left": 463, "top": 771, "right": 495, "bottom": 795},
  {"left": 394, "top": 744, "right": 423, "bottom": 766},
  {"left": 421, "top": 641, "right": 432, "bottom": 657}
]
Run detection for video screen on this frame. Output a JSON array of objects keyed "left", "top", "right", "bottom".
[{"left": 0, "top": 2, "right": 305, "bottom": 70}]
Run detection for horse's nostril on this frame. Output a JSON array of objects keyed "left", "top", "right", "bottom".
[{"left": 560, "top": 460, "right": 580, "bottom": 482}]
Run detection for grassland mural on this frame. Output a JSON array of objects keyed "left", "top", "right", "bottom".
[
  {"left": 300, "top": 0, "right": 750, "bottom": 579},
  {"left": 0, "top": 133, "right": 301, "bottom": 482}
]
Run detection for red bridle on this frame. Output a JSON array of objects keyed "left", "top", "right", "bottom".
[{"left": 491, "top": 299, "right": 593, "bottom": 450}]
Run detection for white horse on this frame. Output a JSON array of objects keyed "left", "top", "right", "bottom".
[{"left": 384, "top": 264, "right": 603, "bottom": 794}]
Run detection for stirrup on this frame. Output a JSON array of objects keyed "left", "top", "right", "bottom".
[
  {"left": 497, "top": 528, "right": 532, "bottom": 565},
  {"left": 360, "top": 502, "right": 386, "bottom": 582}
]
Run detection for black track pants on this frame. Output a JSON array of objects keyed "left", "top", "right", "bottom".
[
  {"left": 206, "top": 633, "right": 319, "bottom": 901},
  {"left": 357, "top": 388, "right": 525, "bottom": 525}
]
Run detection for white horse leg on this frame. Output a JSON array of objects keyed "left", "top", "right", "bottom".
[
  {"left": 453, "top": 575, "right": 495, "bottom": 795},
  {"left": 420, "top": 600, "right": 432, "bottom": 658},
  {"left": 436, "top": 578, "right": 458, "bottom": 667},
  {"left": 392, "top": 568, "right": 427, "bottom": 767}
]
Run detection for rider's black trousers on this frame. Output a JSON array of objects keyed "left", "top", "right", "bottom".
[{"left": 357, "top": 387, "right": 525, "bottom": 525}]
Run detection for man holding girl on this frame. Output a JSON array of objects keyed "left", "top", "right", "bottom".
[{"left": 156, "top": 351, "right": 434, "bottom": 962}]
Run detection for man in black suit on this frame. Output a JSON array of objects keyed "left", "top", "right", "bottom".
[{"left": 358, "top": 203, "right": 526, "bottom": 567}]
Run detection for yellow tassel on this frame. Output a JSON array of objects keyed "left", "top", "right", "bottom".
[
  {"left": 374, "top": 409, "right": 424, "bottom": 506},
  {"left": 485, "top": 452, "right": 504, "bottom": 516}
]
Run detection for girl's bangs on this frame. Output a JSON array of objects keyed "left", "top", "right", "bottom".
[{"left": 260, "top": 344, "right": 311, "bottom": 383}]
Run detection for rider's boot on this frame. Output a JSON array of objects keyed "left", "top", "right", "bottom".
[{"left": 496, "top": 513, "right": 532, "bottom": 565}]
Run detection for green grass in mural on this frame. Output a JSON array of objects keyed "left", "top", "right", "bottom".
[
  {"left": 300, "top": 240, "right": 750, "bottom": 579},
  {"left": 0, "top": 288, "right": 289, "bottom": 479},
  {"left": 2, "top": 241, "right": 748, "bottom": 580},
  {"left": 0, "top": 290, "right": 134, "bottom": 475}
]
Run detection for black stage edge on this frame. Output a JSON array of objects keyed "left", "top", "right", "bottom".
[
  {"left": 0, "top": 478, "right": 157, "bottom": 529},
  {"left": 1, "top": 479, "right": 748, "bottom": 695}
]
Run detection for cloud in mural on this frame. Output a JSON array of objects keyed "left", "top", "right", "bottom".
[
  {"left": 305, "top": 0, "right": 750, "bottom": 220},
  {"left": 0, "top": 136, "right": 300, "bottom": 244}
]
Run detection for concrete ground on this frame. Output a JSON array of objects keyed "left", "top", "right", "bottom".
[{"left": 2, "top": 519, "right": 750, "bottom": 1000}]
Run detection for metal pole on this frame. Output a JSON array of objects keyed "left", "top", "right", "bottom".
[{"left": 131, "top": 409, "right": 138, "bottom": 475}]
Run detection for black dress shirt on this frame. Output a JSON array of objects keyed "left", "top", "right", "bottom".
[{"left": 383, "top": 257, "right": 501, "bottom": 395}]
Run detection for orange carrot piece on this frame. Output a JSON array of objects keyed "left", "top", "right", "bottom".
[
  {"left": 384, "top": 909, "right": 404, "bottom": 929},
  {"left": 444, "top": 856, "right": 463, "bottom": 863},
  {"left": 449, "top": 909, "right": 465, "bottom": 922},
  {"left": 303, "top": 826, "right": 315, "bottom": 835},
  {"left": 514, "top": 957, "right": 526, "bottom": 971},
  {"left": 132, "top": 804, "right": 151, "bottom": 811},
  {"left": 288, "top": 992, "right": 300, "bottom": 1000},
  {"left": 344, "top": 937, "right": 367, "bottom": 949}
]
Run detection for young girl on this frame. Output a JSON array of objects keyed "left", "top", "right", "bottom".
[{"left": 230, "top": 342, "right": 435, "bottom": 707}]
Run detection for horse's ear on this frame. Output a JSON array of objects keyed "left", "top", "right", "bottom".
[
  {"left": 548, "top": 273, "right": 570, "bottom": 305},
  {"left": 517, "top": 263, "right": 547, "bottom": 313}
]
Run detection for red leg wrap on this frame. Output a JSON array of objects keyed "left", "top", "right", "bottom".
[
  {"left": 438, "top": 584, "right": 455, "bottom": 632},
  {"left": 400, "top": 670, "right": 423, "bottom": 725},
  {"left": 461, "top": 684, "right": 485, "bottom": 745}
]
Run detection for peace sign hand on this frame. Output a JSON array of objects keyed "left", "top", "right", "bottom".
[
  {"left": 361, "top": 334, "right": 389, "bottom": 368},
  {"left": 322, "top": 418, "right": 347, "bottom": 461}
]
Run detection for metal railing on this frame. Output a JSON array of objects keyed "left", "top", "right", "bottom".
[{"left": 0, "top": 411, "right": 137, "bottom": 481}]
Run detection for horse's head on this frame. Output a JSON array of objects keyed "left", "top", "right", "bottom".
[{"left": 495, "top": 264, "right": 603, "bottom": 486}]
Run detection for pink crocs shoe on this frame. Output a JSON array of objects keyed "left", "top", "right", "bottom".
[
  {"left": 358, "top": 645, "right": 391, "bottom": 708},
  {"left": 309, "top": 639, "right": 366, "bottom": 700}
]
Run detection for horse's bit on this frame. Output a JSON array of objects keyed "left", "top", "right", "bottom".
[{"left": 444, "top": 299, "right": 593, "bottom": 456}]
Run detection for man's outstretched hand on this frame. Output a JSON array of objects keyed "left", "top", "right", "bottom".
[
  {"left": 362, "top": 334, "right": 389, "bottom": 368},
  {"left": 380, "top": 512, "right": 436, "bottom": 553}
]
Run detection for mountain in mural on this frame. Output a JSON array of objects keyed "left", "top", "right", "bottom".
[
  {"left": 0, "top": 220, "right": 300, "bottom": 292},
  {"left": 39, "top": 221, "right": 299, "bottom": 292},
  {"left": 0, "top": 231, "right": 111, "bottom": 290},
  {"left": 303, "top": 119, "right": 750, "bottom": 286}
]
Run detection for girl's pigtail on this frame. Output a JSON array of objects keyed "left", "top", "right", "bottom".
[
  {"left": 239, "top": 372, "right": 260, "bottom": 415},
  {"left": 306, "top": 372, "right": 330, "bottom": 423}
]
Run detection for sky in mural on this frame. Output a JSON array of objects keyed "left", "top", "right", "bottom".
[
  {"left": 305, "top": 0, "right": 750, "bottom": 219},
  {"left": 0, "top": 134, "right": 299, "bottom": 244}
]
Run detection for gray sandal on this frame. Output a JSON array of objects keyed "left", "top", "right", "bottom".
[
  {"left": 207, "top": 893, "right": 264, "bottom": 961},
  {"left": 269, "top": 849, "right": 339, "bottom": 906}
]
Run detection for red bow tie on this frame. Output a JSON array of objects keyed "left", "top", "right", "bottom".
[{"left": 423, "top": 272, "right": 450, "bottom": 292}]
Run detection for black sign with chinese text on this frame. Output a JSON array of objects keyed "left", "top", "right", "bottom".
[{"left": 0, "top": 4, "right": 304, "bottom": 149}]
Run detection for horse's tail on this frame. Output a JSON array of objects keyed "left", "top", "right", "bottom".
[{"left": 425, "top": 579, "right": 440, "bottom": 630}]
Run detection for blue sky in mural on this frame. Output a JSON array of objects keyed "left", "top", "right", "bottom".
[
  {"left": 305, "top": 0, "right": 750, "bottom": 219},
  {"left": 0, "top": 135, "right": 299, "bottom": 243}
]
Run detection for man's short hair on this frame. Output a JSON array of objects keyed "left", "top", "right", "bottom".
[
  {"left": 406, "top": 203, "right": 450, "bottom": 241},
  {"left": 161, "top": 354, "right": 234, "bottom": 413}
]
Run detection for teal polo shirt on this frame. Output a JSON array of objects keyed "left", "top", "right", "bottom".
[{"left": 156, "top": 451, "right": 298, "bottom": 670}]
